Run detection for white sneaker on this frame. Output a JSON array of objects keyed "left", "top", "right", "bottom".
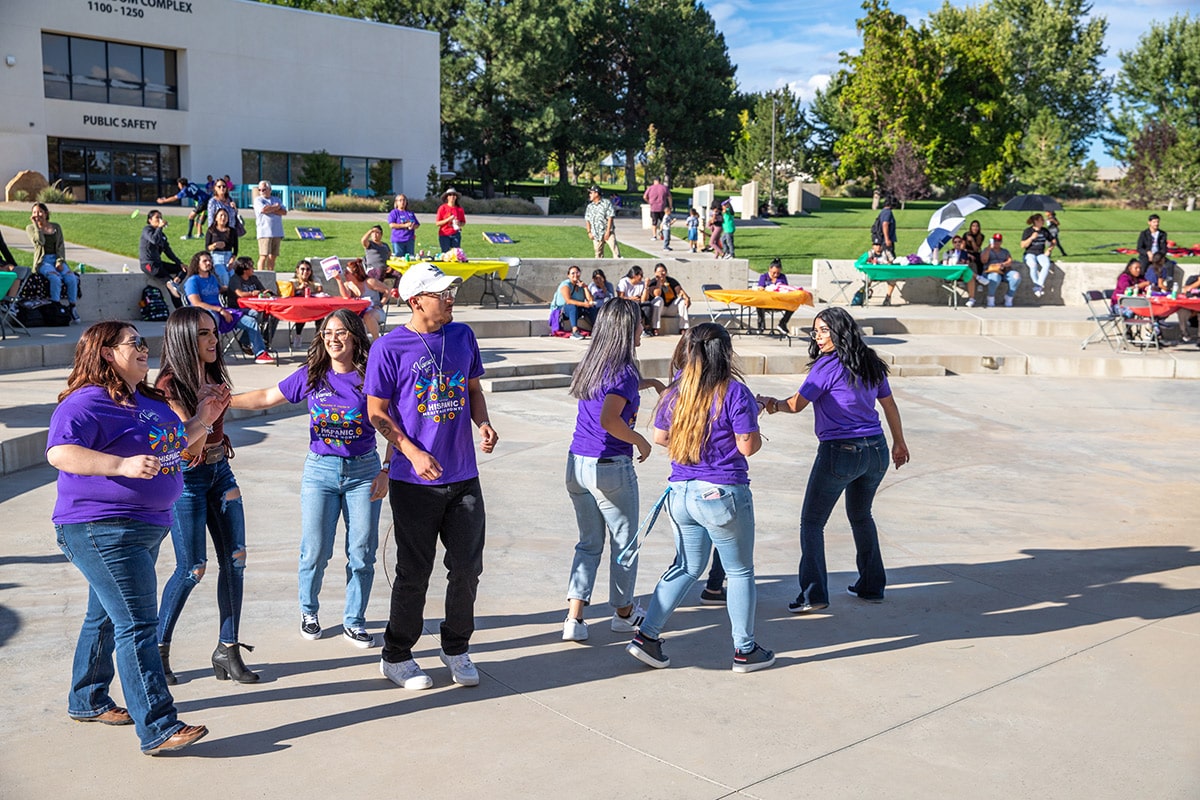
[
  {"left": 562, "top": 616, "right": 589, "bottom": 641},
  {"left": 1005, "top": 297, "right": 1014, "bottom": 307},
  {"left": 380, "top": 658, "right": 432, "bottom": 690},
  {"left": 610, "top": 602, "right": 645, "bottom": 633},
  {"left": 965, "top": 298, "right": 976, "bottom": 308},
  {"left": 439, "top": 650, "right": 480, "bottom": 686},
  {"left": 986, "top": 297, "right": 996, "bottom": 308}
]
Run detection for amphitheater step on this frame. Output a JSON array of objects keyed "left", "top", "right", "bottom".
[{"left": 480, "top": 373, "right": 574, "bottom": 393}]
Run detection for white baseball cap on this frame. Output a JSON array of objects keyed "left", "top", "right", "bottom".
[{"left": 398, "top": 263, "right": 461, "bottom": 301}]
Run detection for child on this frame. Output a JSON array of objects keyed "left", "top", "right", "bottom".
[
  {"left": 686, "top": 208, "right": 700, "bottom": 253},
  {"left": 721, "top": 201, "right": 736, "bottom": 259},
  {"left": 661, "top": 209, "right": 674, "bottom": 252}
]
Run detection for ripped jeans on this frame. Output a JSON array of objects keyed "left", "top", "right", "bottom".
[{"left": 157, "top": 458, "right": 247, "bottom": 645}]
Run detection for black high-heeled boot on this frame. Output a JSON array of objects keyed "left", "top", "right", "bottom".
[
  {"left": 159, "top": 643, "right": 177, "bottom": 685},
  {"left": 211, "top": 642, "right": 259, "bottom": 683}
]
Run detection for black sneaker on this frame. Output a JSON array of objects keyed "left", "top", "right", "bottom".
[
  {"left": 732, "top": 644, "right": 775, "bottom": 673},
  {"left": 699, "top": 587, "right": 726, "bottom": 605},
  {"left": 300, "top": 613, "right": 321, "bottom": 640},
  {"left": 626, "top": 633, "right": 670, "bottom": 669},
  {"left": 787, "top": 597, "right": 829, "bottom": 614},
  {"left": 846, "top": 585, "right": 885, "bottom": 604},
  {"left": 343, "top": 627, "right": 373, "bottom": 648}
]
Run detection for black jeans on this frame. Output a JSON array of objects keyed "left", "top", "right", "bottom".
[{"left": 382, "top": 477, "right": 485, "bottom": 662}]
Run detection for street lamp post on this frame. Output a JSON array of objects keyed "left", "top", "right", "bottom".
[{"left": 768, "top": 96, "right": 777, "bottom": 217}]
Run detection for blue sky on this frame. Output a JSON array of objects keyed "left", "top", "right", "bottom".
[{"left": 707, "top": 0, "right": 1196, "bottom": 166}]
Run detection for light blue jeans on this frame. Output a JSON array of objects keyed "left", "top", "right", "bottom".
[
  {"left": 639, "top": 480, "right": 758, "bottom": 652},
  {"left": 299, "top": 451, "right": 382, "bottom": 627},
  {"left": 211, "top": 251, "right": 232, "bottom": 288},
  {"left": 565, "top": 453, "right": 639, "bottom": 609},
  {"left": 1025, "top": 253, "right": 1052, "bottom": 290},
  {"left": 985, "top": 270, "right": 1021, "bottom": 300},
  {"left": 39, "top": 258, "right": 79, "bottom": 304},
  {"left": 57, "top": 518, "right": 183, "bottom": 751}
]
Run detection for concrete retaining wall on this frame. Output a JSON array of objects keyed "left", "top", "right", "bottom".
[{"left": 811, "top": 260, "right": 1191, "bottom": 307}]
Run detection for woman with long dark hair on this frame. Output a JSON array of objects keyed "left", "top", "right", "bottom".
[
  {"left": 562, "top": 299, "right": 665, "bottom": 642},
  {"left": 27, "top": 202, "right": 79, "bottom": 321},
  {"left": 205, "top": 207, "right": 238, "bottom": 289},
  {"left": 48, "top": 321, "right": 224, "bottom": 754},
  {"left": 335, "top": 258, "right": 389, "bottom": 340},
  {"left": 231, "top": 309, "right": 389, "bottom": 646},
  {"left": 156, "top": 306, "right": 260, "bottom": 683},
  {"left": 626, "top": 323, "right": 773, "bottom": 673},
  {"left": 758, "top": 307, "right": 909, "bottom": 613}
]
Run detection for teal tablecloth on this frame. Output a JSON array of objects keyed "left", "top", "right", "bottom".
[{"left": 854, "top": 253, "right": 973, "bottom": 283}]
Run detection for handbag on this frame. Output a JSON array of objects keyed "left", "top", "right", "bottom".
[{"left": 234, "top": 212, "right": 246, "bottom": 238}]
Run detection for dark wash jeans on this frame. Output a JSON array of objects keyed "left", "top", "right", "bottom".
[
  {"left": 798, "top": 434, "right": 889, "bottom": 605},
  {"left": 382, "top": 477, "right": 485, "bottom": 662}
]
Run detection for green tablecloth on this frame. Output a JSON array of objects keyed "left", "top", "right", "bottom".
[
  {"left": 0, "top": 271, "right": 16, "bottom": 296},
  {"left": 854, "top": 253, "right": 973, "bottom": 283}
]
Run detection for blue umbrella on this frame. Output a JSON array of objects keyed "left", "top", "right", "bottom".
[{"left": 917, "top": 227, "right": 957, "bottom": 262}]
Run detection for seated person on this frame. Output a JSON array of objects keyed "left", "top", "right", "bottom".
[
  {"left": 361, "top": 225, "right": 394, "bottom": 307},
  {"left": 1144, "top": 253, "right": 1177, "bottom": 294},
  {"left": 183, "top": 252, "right": 273, "bottom": 363},
  {"left": 864, "top": 242, "right": 899, "bottom": 305},
  {"left": 645, "top": 262, "right": 691, "bottom": 335},
  {"left": 588, "top": 268, "right": 615, "bottom": 307},
  {"left": 551, "top": 265, "right": 596, "bottom": 339},
  {"left": 288, "top": 259, "right": 326, "bottom": 349},
  {"left": 943, "top": 235, "right": 980, "bottom": 307},
  {"left": 0, "top": 230, "right": 21, "bottom": 302},
  {"left": 755, "top": 258, "right": 794, "bottom": 334},
  {"left": 979, "top": 234, "right": 1021, "bottom": 308},
  {"left": 1111, "top": 258, "right": 1149, "bottom": 312},
  {"left": 226, "top": 256, "right": 279, "bottom": 352},
  {"left": 139, "top": 210, "right": 185, "bottom": 306},
  {"left": 1179, "top": 274, "right": 1200, "bottom": 342},
  {"left": 334, "top": 258, "right": 388, "bottom": 339},
  {"left": 617, "top": 265, "right": 651, "bottom": 327}
]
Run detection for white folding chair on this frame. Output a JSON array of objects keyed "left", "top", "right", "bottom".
[
  {"left": 821, "top": 260, "right": 857, "bottom": 305},
  {"left": 1080, "top": 290, "right": 1121, "bottom": 351},
  {"left": 700, "top": 284, "right": 743, "bottom": 329}
]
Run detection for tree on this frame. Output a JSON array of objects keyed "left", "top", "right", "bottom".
[
  {"left": 1124, "top": 121, "right": 1200, "bottom": 210},
  {"left": 298, "top": 150, "right": 350, "bottom": 195},
  {"left": 880, "top": 137, "right": 929, "bottom": 207},
  {"left": 1107, "top": 13, "right": 1200, "bottom": 163},
  {"left": 1016, "top": 108, "right": 1078, "bottom": 194},
  {"left": 726, "top": 89, "right": 815, "bottom": 198},
  {"left": 369, "top": 160, "right": 393, "bottom": 198}
]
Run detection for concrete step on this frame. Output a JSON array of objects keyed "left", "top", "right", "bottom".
[
  {"left": 479, "top": 373, "right": 573, "bottom": 393},
  {"left": 893, "top": 363, "right": 947, "bottom": 377}
]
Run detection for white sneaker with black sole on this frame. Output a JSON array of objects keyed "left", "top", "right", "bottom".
[
  {"left": 300, "top": 613, "right": 321, "bottom": 640},
  {"left": 610, "top": 602, "right": 645, "bottom": 633}
]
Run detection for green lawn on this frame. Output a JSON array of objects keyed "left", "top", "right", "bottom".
[{"left": 4, "top": 199, "right": 1199, "bottom": 276}]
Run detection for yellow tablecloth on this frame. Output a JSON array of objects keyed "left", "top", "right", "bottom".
[
  {"left": 386, "top": 258, "right": 510, "bottom": 281},
  {"left": 704, "top": 288, "right": 813, "bottom": 311}
]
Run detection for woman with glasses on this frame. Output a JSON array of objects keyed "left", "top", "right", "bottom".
[
  {"left": 157, "top": 307, "right": 260, "bottom": 684},
  {"left": 206, "top": 180, "right": 240, "bottom": 278},
  {"left": 387, "top": 194, "right": 421, "bottom": 258},
  {"left": 232, "top": 309, "right": 388, "bottom": 647},
  {"left": 757, "top": 307, "right": 909, "bottom": 613},
  {"left": 335, "top": 258, "right": 389, "bottom": 340},
  {"left": 48, "top": 321, "right": 226, "bottom": 754},
  {"left": 626, "top": 323, "right": 774, "bottom": 673}
]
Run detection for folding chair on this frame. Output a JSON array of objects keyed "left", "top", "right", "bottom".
[
  {"left": 1117, "top": 295, "right": 1158, "bottom": 352},
  {"left": 1080, "top": 290, "right": 1121, "bottom": 351},
  {"left": 0, "top": 267, "right": 32, "bottom": 339},
  {"left": 700, "top": 284, "right": 743, "bottom": 329},
  {"left": 479, "top": 258, "right": 522, "bottom": 306},
  {"left": 821, "top": 260, "right": 857, "bottom": 305}
]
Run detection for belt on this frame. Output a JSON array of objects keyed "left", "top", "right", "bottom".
[{"left": 203, "top": 446, "right": 227, "bottom": 465}]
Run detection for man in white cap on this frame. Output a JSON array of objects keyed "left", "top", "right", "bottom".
[{"left": 365, "top": 263, "right": 499, "bottom": 690}]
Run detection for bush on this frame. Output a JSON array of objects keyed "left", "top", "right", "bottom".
[
  {"left": 320, "top": 194, "right": 543, "bottom": 215},
  {"left": 37, "top": 181, "right": 76, "bottom": 204},
  {"left": 325, "top": 194, "right": 387, "bottom": 213},
  {"left": 11, "top": 189, "right": 29, "bottom": 202},
  {"left": 370, "top": 160, "right": 393, "bottom": 198},
  {"left": 298, "top": 150, "right": 351, "bottom": 195}
]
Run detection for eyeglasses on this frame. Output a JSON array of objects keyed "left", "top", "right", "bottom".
[
  {"left": 809, "top": 326, "right": 831, "bottom": 339},
  {"left": 321, "top": 329, "right": 351, "bottom": 340},
  {"left": 420, "top": 288, "right": 458, "bottom": 301},
  {"left": 114, "top": 335, "right": 150, "bottom": 352}
]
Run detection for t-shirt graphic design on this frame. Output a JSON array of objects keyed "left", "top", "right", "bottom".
[
  {"left": 148, "top": 419, "right": 188, "bottom": 475},
  {"left": 311, "top": 403, "right": 365, "bottom": 448},
  {"left": 415, "top": 366, "right": 467, "bottom": 424}
]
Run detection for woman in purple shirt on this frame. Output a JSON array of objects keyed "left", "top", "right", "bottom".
[
  {"left": 562, "top": 299, "right": 665, "bottom": 642},
  {"left": 48, "top": 321, "right": 225, "bottom": 754},
  {"left": 627, "top": 323, "right": 775, "bottom": 673},
  {"left": 758, "top": 307, "right": 909, "bottom": 612},
  {"left": 232, "top": 309, "right": 389, "bottom": 647},
  {"left": 387, "top": 194, "right": 420, "bottom": 258}
]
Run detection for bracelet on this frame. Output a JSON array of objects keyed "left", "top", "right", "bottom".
[
  {"left": 478, "top": 420, "right": 491, "bottom": 428},
  {"left": 201, "top": 421, "right": 214, "bottom": 434}
]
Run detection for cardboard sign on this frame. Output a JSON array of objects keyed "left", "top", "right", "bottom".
[
  {"left": 482, "top": 231, "right": 514, "bottom": 244},
  {"left": 296, "top": 227, "right": 326, "bottom": 240},
  {"left": 319, "top": 256, "right": 342, "bottom": 280}
]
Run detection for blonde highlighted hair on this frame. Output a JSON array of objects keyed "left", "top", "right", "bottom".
[{"left": 660, "top": 324, "right": 739, "bottom": 465}]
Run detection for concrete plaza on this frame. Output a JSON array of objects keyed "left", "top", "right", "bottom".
[{"left": 0, "top": 319, "right": 1197, "bottom": 797}]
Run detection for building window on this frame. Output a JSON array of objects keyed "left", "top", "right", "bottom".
[
  {"left": 243, "top": 150, "right": 392, "bottom": 195},
  {"left": 41, "top": 33, "right": 178, "bottom": 110},
  {"left": 47, "top": 137, "right": 179, "bottom": 204}
]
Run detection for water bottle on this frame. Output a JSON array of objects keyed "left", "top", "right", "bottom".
[{"left": 122, "top": 263, "right": 130, "bottom": 274}]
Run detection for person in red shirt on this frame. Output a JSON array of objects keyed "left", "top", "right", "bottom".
[{"left": 435, "top": 188, "right": 466, "bottom": 253}]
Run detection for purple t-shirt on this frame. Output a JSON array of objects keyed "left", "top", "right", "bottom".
[
  {"left": 278, "top": 366, "right": 377, "bottom": 458},
  {"left": 757, "top": 272, "right": 789, "bottom": 288},
  {"left": 48, "top": 386, "right": 188, "bottom": 527},
  {"left": 654, "top": 381, "right": 759, "bottom": 485},
  {"left": 570, "top": 366, "right": 640, "bottom": 458},
  {"left": 364, "top": 323, "right": 485, "bottom": 484},
  {"left": 799, "top": 354, "right": 891, "bottom": 441},
  {"left": 388, "top": 209, "right": 419, "bottom": 244}
]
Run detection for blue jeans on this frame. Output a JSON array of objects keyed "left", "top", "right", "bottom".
[
  {"left": 236, "top": 310, "right": 268, "bottom": 355},
  {"left": 299, "top": 451, "right": 382, "bottom": 627},
  {"left": 391, "top": 240, "right": 415, "bottom": 258},
  {"left": 439, "top": 232, "right": 462, "bottom": 253},
  {"left": 39, "top": 260, "right": 79, "bottom": 304},
  {"left": 158, "top": 458, "right": 247, "bottom": 645},
  {"left": 565, "top": 453, "right": 639, "bottom": 608},
  {"left": 1025, "top": 253, "right": 1051, "bottom": 289},
  {"left": 57, "top": 518, "right": 183, "bottom": 751},
  {"left": 639, "top": 481, "right": 758, "bottom": 651},
  {"left": 720, "top": 231, "right": 734, "bottom": 257},
  {"left": 797, "top": 435, "right": 889, "bottom": 605},
  {"left": 985, "top": 270, "right": 1021, "bottom": 300},
  {"left": 211, "top": 251, "right": 232, "bottom": 287},
  {"left": 560, "top": 304, "right": 596, "bottom": 331}
]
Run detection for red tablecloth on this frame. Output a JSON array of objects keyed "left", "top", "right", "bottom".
[
  {"left": 1131, "top": 296, "right": 1200, "bottom": 318},
  {"left": 238, "top": 296, "right": 370, "bottom": 323}
]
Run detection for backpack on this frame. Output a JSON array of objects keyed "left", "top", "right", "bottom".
[
  {"left": 17, "top": 299, "right": 71, "bottom": 327},
  {"left": 870, "top": 215, "right": 884, "bottom": 245},
  {"left": 139, "top": 285, "right": 171, "bottom": 321}
]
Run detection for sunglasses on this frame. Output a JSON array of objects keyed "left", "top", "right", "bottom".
[
  {"left": 420, "top": 288, "right": 458, "bottom": 301},
  {"left": 114, "top": 335, "right": 150, "bottom": 352}
]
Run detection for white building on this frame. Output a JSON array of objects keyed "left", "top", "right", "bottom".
[{"left": 0, "top": 0, "right": 440, "bottom": 203}]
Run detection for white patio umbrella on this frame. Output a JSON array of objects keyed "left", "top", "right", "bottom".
[{"left": 927, "top": 194, "right": 989, "bottom": 231}]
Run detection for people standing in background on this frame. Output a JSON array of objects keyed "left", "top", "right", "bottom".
[
  {"left": 643, "top": 177, "right": 671, "bottom": 241},
  {"left": 720, "top": 201, "right": 736, "bottom": 259},
  {"left": 435, "top": 188, "right": 466, "bottom": 253},
  {"left": 204, "top": 208, "right": 238, "bottom": 290},
  {"left": 1045, "top": 210, "right": 1066, "bottom": 257},
  {"left": 962, "top": 219, "right": 985, "bottom": 273},
  {"left": 27, "top": 202, "right": 80, "bottom": 322},
  {"left": 253, "top": 181, "right": 287, "bottom": 273},
  {"left": 387, "top": 194, "right": 420, "bottom": 258},
  {"left": 584, "top": 186, "right": 621, "bottom": 259},
  {"left": 708, "top": 206, "right": 725, "bottom": 258},
  {"left": 1136, "top": 214, "right": 1168, "bottom": 271},
  {"left": 157, "top": 178, "right": 210, "bottom": 241},
  {"left": 686, "top": 208, "right": 701, "bottom": 253}
]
